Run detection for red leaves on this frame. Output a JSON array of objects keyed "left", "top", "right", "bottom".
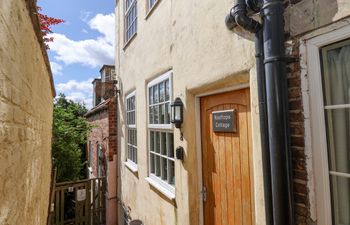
[{"left": 36, "top": 5, "right": 64, "bottom": 49}]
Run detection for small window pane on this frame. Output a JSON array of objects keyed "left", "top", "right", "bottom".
[
  {"left": 155, "top": 132, "right": 160, "bottom": 153},
  {"left": 165, "top": 79, "right": 170, "bottom": 101},
  {"left": 149, "top": 106, "right": 154, "bottom": 124},
  {"left": 154, "top": 105, "right": 159, "bottom": 124},
  {"left": 150, "top": 153, "right": 155, "bottom": 173},
  {"left": 168, "top": 160, "right": 175, "bottom": 185},
  {"left": 167, "top": 133, "right": 174, "bottom": 158},
  {"left": 156, "top": 155, "right": 161, "bottom": 176},
  {"left": 329, "top": 175, "right": 350, "bottom": 225},
  {"left": 159, "top": 82, "right": 165, "bottom": 102},
  {"left": 161, "top": 132, "right": 167, "bottom": 155},
  {"left": 162, "top": 158, "right": 168, "bottom": 181},
  {"left": 325, "top": 108, "right": 350, "bottom": 174},
  {"left": 160, "top": 104, "right": 165, "bottom": 124},
  {"left": 149, "top": 87, "right": 153, "bottom": 104},
  {"left": 153, "top": 85, "right": 159, "bottom": 104},
  {"left": 165, "top": 103, "right": 170, "bottom": 124},
  {"left": 150, "top": 131, "right": 154, "bottom": 152},
  {"left": 321, "top": 41, "right": 350, "bottom": 106}
]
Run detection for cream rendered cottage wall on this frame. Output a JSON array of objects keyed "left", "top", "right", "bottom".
[{"left": 115, "top": 0, "right": 266, "bottom": 225}]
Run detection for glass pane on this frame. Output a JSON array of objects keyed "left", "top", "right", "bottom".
[
  {"left": 159, "top": 82, "right": 165, "bottom": 102},
  {"left": 167, "top": 133, "right": 174, "bottom": 158},
  {"left": 128, "top": 129, "right": 131, "bottom": 143},
  {"left": 168, "top": 160, "right": 175, "bottom": 185},
  {"left": 149, "top": 106, "right": 154, "bottom": 124},
  {"left": 321, "top": 41, "right": 350, "bottom": 105},
  {"left": 156, "top": 155, "right": 161, "bottom": 176},
  {"left": 150, "top": 153, "right": 155, "bottom": 174},
  {"left": 165, "top": 103, "right": 170, "bottom": 124},
  {"left": 135, "top": 129, "right": 137, "bottom": 145},
  {"left": 162, "top": 158, "right": 168, "bottom": 181},
  {"left": 161, "top": 132, "right": 167, "bottom": 155},
  {"left": 159, "top": 104, "right": 165, "bottom": 124},
  {"left": 325, "top": 108, "right": 350, "bottom": 174},
  {"left": 329, "top": 175, "right": 350, "bottom": 225},
  {"left": 165, "top": 79, "right": 170, "bottom": 101},
  {"left": 133, "top": 147, "right": 137, "bottom": 163},
  {"left": 149, "top": 87, "right": 153, "bottom": 104},
  {"left": 150, "top": 131, "right": 154, "bottom": 152},
  {"left": 153, "top": 85, "right": 159, "bottom": 104},
  {"left": 155, "top": 132, "right": 160, "bottom": 154},
  {"left": 154, "top": 105, "right": 159, "bottom": 124},
  {"left": 132, "top": 96, "right": 135, "bottom": 110}
]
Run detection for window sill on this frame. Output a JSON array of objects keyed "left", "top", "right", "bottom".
[
  {"left": 123, "top": 33, "right": 137, "bottom": 51},
  {"left": 145, "top": 176, "right": 175, "bottom": 200},
  {"left": 124, "top": 161, "right": 138, "bottom": 173}
]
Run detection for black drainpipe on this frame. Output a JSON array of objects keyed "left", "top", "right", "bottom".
[
  {"left": 225, "top": 0, "right": 293, "bottom": 224},
  {"left": 262, "top": 1, "right": 294, "bottom": 224}
]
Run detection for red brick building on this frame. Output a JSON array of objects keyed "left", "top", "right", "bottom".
[{"left": 85, "top": 65, "right": 118, "bottom": 225}]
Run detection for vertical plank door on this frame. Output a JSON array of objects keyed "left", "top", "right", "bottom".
[{"left": 200, "top": 88, "right": 254, "bottom": 225}]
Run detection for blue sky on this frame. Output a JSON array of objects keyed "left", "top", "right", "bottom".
[{"left": 39, "top": 0, "right": 115, "bottom": 108}]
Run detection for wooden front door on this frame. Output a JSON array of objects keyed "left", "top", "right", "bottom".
[{"left": 200, "top": 88, "right": 254, "bottom": 225}]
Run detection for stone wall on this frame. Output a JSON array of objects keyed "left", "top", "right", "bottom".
[{"left": 0, "top": 0, "right": 55, "bottom": 224}]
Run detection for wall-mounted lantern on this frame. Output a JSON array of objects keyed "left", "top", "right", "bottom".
[{"left": 171, "top": 97, "right": 183, "bottom": 128}]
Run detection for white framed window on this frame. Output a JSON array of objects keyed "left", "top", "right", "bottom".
[
  {"left": 148, "top": 0, "right": 158, "bottom": 11},
  {"left": 146, "top": 71, "right": 175, "bottom": 198},
  {"left": 125, "top": 0, "right": 137, "bottom": 44},
  {"left": 306, "top": 25, "right": 350, "bottom": 225},
  {"left": 125, "top": 91, "right": 138, "bottom": 168}
]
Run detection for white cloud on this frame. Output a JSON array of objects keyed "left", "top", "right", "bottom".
[
  {"left": 56, "top": 78, "right": 93, "bottom": 93},
  {"left": 88, "top": 13, "right": 115, "bottom": 45},
  {"left": 56, "top": 78, "right": 94, "bottom": 109},
  {"left": 50, "top": 62, "right": 63, "bottom": 76},
  {"left": 49, "top": 13, "right": 115, "bottom": 68}
]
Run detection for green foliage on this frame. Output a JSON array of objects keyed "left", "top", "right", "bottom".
[{"left": 52, "top": 94, "right": 91, "bottom": 182}]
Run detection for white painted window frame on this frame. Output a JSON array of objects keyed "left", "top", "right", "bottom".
[
  {"left": 306, "top": 24, "right": 350, "bottom": 225},
  {"left": 125, "top": 90, "right": 138, "bottom": 172},
  {"left": 145, "top": 70, "right": 175, "bottom": 199},
  {"left": 147, "top": 0, "right": 158, "bottom": 11},
  {"left": 124, "top": 0, "right": 137, "bottom": 44}
]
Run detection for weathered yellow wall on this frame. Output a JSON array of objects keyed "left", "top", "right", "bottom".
[
  {"left": 115, "top": 1, "right": 266, "bottom": 225},
  {"left": 0, "top": 0, "right": 54, "bottom": 224}
]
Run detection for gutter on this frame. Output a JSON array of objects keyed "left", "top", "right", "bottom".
[{"left": 225, "top": 1, "right": 294, "bottom": 224}]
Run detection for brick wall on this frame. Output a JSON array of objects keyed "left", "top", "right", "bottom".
[
  {"left": 108, "top": 97, "right": 118, "bottom": 159},
  {"left": 0, "top": 0, "right": 54, "bottom": 224},
  {"left": 286, "top": 40, "right": 314, "bottom": 225},
  {"left": 87, "top": 109, "right": 109, "bottom": 177},
  {"left": 86, "top": 97, "right": 118, "bottom": 173}
]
